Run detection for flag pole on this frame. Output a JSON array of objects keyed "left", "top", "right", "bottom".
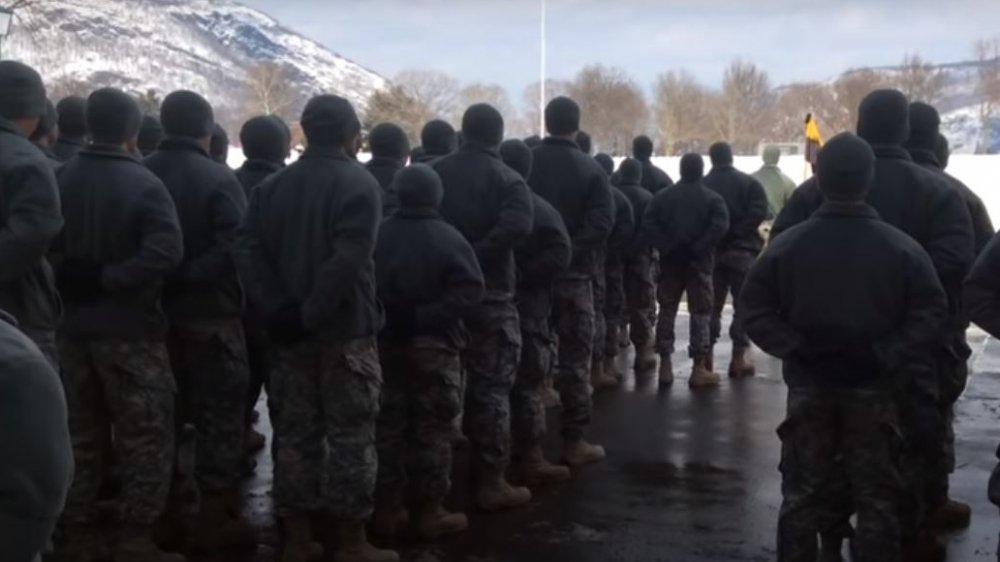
[{"left": 539, "top": 0, "right": 546, "bottom": 137}]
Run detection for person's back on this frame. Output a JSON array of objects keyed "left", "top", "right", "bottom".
[
  {"left": 53, "top": 95, "right": 87, "bottom": 162},
  {"left": 703, "top": 142, "right": 768, "bottom": 254},
  {"left": 365, "top": 122, "right": 410, "bottom": 215},
  {"left": 752, "top": 145, "right": 796, "bottom": 218},
  {"left": 644, "top": 156, "right": 729, "bottom": 263},
  {"left": 632, "top": 135, "right": 673, "bottom": 193},
  {"left": 235, "top": 115, "right": 288, "bottom": 199},
  {"left": 29, "top": 99, "right": 60, "bottom": 168}
]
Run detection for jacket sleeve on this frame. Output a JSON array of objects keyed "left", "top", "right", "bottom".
[
  {"left": 235, "top": 186, "right": 288, "bottom": 318},
  {"left": 0, "top": 161, "right": 63, "bottom": 283},
  {"left": 173, "top": 176, "right": 248, "bottom": 287},
  {"left": 770, "top": 181, "right": 818, "bottom": 241},
  {"left": 965, "top": 233, "right": 1000, "bottom": 338},
  {"left": 739, "top": 251, "right": 806, "bottom": 359},
  {"left": 608, "top": 193, "right": 634, "bottom": 252},
  {"left": 102, "top": 184, "right": 184, "bottom": 291},
  {"left": 731, "top": 177, "right": 768, "bottom": 241},
  {"left": 970, "top": 196, "right": 995, "bottom": 254},
  {"left": 658, "top": 168, "right": 674, "bottom": 190},
  {"left": 416, "top": 240, "right": 486, "bottom": 330},
  {"left": 926, "top": 187, "right": 974, "bottom": 308},
  {"left": 875, "top": 248, "right": 948, "bottom": 372},
  {"left": 640, "top": 192, "right": 672, "bottom": 253},
  {"left": 301, "top": 183, "right": 382, "bottom": 331},
  {"left": 519, "top": 218, "right": 572, "bottom": 287},
  {"left": 694, "top": 196, "right": 730, "bottom": 256},
  {"left": 472, "top": 176, "right": 533, "bottom": 258},
  {"left": 572, "top": 172, "right": 614, "bottom": 257}
]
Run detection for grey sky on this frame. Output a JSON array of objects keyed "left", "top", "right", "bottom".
[{"left": 241, "top": 0, "right": 1000, "bottom": 107}]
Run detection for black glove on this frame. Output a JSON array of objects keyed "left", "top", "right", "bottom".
[
  {"left": 57, "top": 259, "right": 104, "bottom": 302},
  {"left": 268, "top": 304, "right": 310, "bottom": 346}
]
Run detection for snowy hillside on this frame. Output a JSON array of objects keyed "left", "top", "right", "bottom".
[{"left": 4, "top": 0, "right": 387, "bottom": 124}]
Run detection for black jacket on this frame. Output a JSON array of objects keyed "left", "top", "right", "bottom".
[
  {"left": 432, "top": 144, "right": 533, "bottom": 294},
  {"left": 742, "top": 203, "right": 947, "bottom": 389},
  {"left": 642, "top": 179, "right": 729, "bottom": 264},
  {"left": 53, "top": 145, "right": 183, "bottom": 338},
  {"left": 528, "top": 137, "right": 613, "bottom": 277},
  {"left": 965, "top": 232, "right": 1000, "bottom": 339},
  {"left": 236, "top": 145, "right": 383, "bottom": 338},
  {"left": 703, "top": 164, "right": 769, "bottom": 254},
  {"left": 235, "top": 159, "right": 282, "bottom": 200},
  {"left": 516, "top": 194, "right": 571, "bottom": 290},
  {"left": 51, "top": 136, "right": 84, "bottom": 163},
  {"left": 909, "top": 148, "right": 994, "bottom": 254},
  {"left": 639, "top": 158, "right": 674, "bottom": 194},
  {"left": 616, "top": 181, "right": 654, "bottom": 257},
  {"left": 375, "top": 207, "right": 484, "bottom": 345},
  {"left": 364, "top": 157, "right": 402, "bottom": 215},
  {"left": 145, "top": 138, "right": 247, "bottom": 323},
  {"left": 607, "top": 188, "right": 635, "bottom": 258},
  {"left": 0, "top": 119, "right": 63, "bottom": 333},
  {"left": 772, "top": 146, "right": 974, "bottom": 305}
]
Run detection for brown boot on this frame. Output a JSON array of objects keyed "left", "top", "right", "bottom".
[
  {"left": 563, "top": 437, "right": 606, "bottom": 466},
  {"left": 728, "top": 346, "right": 756, "bottom": 378},
  {"left": 928, "top": 498, "right": 972, "bottom": 531},
  {"left": 634, "top": 343, "right": 658, "bottom": 372},
  {"left": 370, "top": 503, "right": 409, "bottom": 541},
  {"left": 658, "top": 354, "right": 674, "bottom": 385},
  {"left": 416, "top": 502, "right": 468, "bottom": 540},
  {"left": 335, "top": 520, "right": 400, "bottom": 562},
  {"left": 279, "top": 513, "right": 314, "bottom": 562},
  {"left": 476, "top": 468, "right": 532, "bottom": 511},
  {"left": 902, "top": 530, "right": 946, "bottom": 562},
  {"left": 591, "top": 360, "right": 619, "bottom": 390},
  {"left": 115, "top": 524, "right": 186, "bottom": 562},
  {"left": 518, "top": 446, "right": 572, "bottom": 485},
  {"left": 184, "top": 494, "right": 257, "bottom": 551},
  {"left": 603, "top": 356, "right": 623, "bottom": 381},
  {"left": 689, "top": 356, "right": 720, "bottom": 388},
  {"left": 705, "top": 347, "right": 715, "bottom": 372},
  {"left": 817, "top": 534, "right": 844, "bottom": 562},
  {"left": 543, "top": 386, "right": 562, "bottom": 409}
]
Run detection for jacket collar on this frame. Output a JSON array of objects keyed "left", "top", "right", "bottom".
[
  {"left": 907, "top": 148, "right": 940, "bottom": 168},
  {"left": 241, "top": 158, "right": 283, "bottom": 173},
  {"left": 393, "top": 207, "right": 440, "bottom": 219},
  {"left": 367, "top": 156, "right": 403, "bottom": 168},
  {"left": 159, "top": 136, "right": 211, "bottom": 158},
  {"left": 870, "top": 145, "right": 912, "bottom": 161},
  {"left": 0, "top": 117, "right": 27, "bottom": 138},
  {"left": 57, "top": 135, "right": 86, "bottom": 147},
  {"left": 80, "top": 143, "right": 140, "bottom": 162},
  {"left": 542, "top": 137, "right": 579, "bottom": 150},
  {"left": 814, "top": 201, "right": 879, "bottom": 219},
  {"left": 300, "top": 145, "right": 353, "bottom": 162},
  {"left": 460, "top": 142, "right": 501, "bottom": 158}
]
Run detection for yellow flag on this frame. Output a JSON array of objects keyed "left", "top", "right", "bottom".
[{"left": 805, "top": 113, "right": 823, "bottom": 164}]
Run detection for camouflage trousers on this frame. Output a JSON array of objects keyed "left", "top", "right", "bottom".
[
  {"left": 592, "top": 258, "right": 606, "bottom": 362},
  {"left": 603, "top": 256, "right": 626, "bottom": 360},
  {"left": 375, "top": 337, "right": 462, "bottom": 506},
  {"left": 270, "top": 335, "right": 382, "bottom": 520},
  {"left": 59, "top": 336, "right": 176, "bottom": 525},
  {"left": 552, "top": 275, "right": 595, "bottom": 440},
  {"left": 777, "top": 385, "right": 902, "bottom": 562},
  {"left": 463, "top": 295, "right": 522, "bottom": 473},
  {"left": 168, "top": 319, "right": 249, "bottom": 494},
  {"left": 899, "top": 374, "right": 948, "bottom": 544},
  {"left": 243, "top": 310, "right": 272, "bottom": 426},
  {"left": 656, "top": 256, "right": 713, "bottom": 358},
  {"left": 711, "top": 248, "right": 756, "bottom": 349},
  {"left": 624, "top": 251, "right": 655, "bottom": 350},
  {"left": 513, "top": 286, "right": 555, "bottom": 451}
]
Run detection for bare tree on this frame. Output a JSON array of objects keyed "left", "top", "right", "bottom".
[
  {"left": 363, "top": 85, "right": 430, "bottom": 144},
  {"left": 454, "top": 83, "right": 524, "bottom": 135},
  {"left": 653, "top": 70, "right": 711, "bottom": 154},
  {"left": 244, "top": 62, "right": 298, "bottom": 121},
  {"left": 394, "top": 70, "right": 460, "bottom": 122},
  {"left": 832, "top": 68, "right": 889, "bottom": 133},
  {"left": 521, "top": 79, "right": 571, "bottom": 137},
  {"left": 567, "top": 65, "right": 648, "bottom": 154},
  {"left": 974, "top": 37, "right": 1000, "bottom": 153},
  {"left": 712, "top": 59, "right": 776, "bottom": 153},
  {"left": 46, "top": 75, "right": 91, "bottom": 101},
  {"left": 771, "top": 82, "right": 844, "bottom": 141},
  {"left": 893, "top": 54, "right": 947, "bottom": 105}
]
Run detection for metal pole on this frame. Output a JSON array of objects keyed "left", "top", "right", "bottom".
[{"left": 539, "top": 0, "right": 546, "bottom": 137}]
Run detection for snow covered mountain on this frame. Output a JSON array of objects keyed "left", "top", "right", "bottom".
[{"left": 4, "top": 0, "right": 387, "bottom": 127}]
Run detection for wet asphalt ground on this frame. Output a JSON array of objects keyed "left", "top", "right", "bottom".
[{"left": 218, "top": 312, "right": 1000, "bottom": 561}]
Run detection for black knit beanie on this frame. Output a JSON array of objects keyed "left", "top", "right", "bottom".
[
  {"left": 904, "top": 102, "right": 940, "bottom": 152},
  {"left": 56, "top": 96, "right": 87, "bottom": 138},
  {"left": 500, "top": 139, "right": 533, "bottom": 178},
  {"left": 577, "top": 130, "right": 592, "bottom": 155},
  {"left": 300, "top": 94, "right": 360, "bottom": 148},
  {"left": 709, "top": 142, "right": 733, "bottom": 166},
  {"left": 462, "top": 104, "right": 504, "bottom": 148},
  {"left": 210, "top": 124, "right": 229, "bottom": 161},
  {"left": 161, "top": 90, "right": 215, "bottom": 139},
  {"left": 857, "top": 89, "right": 910, "bottom": 146},
  {"left": 935, "top": 133, "right": 951, "bottom": 169},
  {"left": 594, "top": 153, "right": 614, "bottom": 176},
  {"left": 240, "top": 115, "right": 288, "bottom": 164},
  {"left": 545, "top": 97, "right": 580, "bottom": 136},
  {"left": 369, "top": 122, "right": 411, "bottom": 160},
  {"left": 421, "top": 119, "right": 456, "bottom": 156},
  {"left": 633, "top": 135, "right": 654, "bottom": 160},
  {"left": 86, "top": 88, "right": 142, "bottom": 145},
  {"left": 410, "top": 145, "right": 426, "bottom": 161},
  {"left": 618, "top": 158, "right": 642, "bottom": 184},
  {"left": 137, "top": 115, "right": 163, "bottom": 155},
  {"left": 393, "top": 164, "right": 443, "bottom": 209},
  {"left": 31, "top": 99, "right": 57, "bottom": 141},
  {"left": 0, "top": 61, "right": 46, "bottom": 120},
  {"left": 680, "top": 153, "right": 705, "bottom": 181},
  {"left": 817, "top": 132, "right": 875, "bottom": 202}
]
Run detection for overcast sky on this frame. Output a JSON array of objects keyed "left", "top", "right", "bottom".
[{"left": 241, "top": 0, "right": 1000, "bottom": 106}]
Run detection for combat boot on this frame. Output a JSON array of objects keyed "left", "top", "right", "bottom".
[
  {"left": 634, "top": 343, "right": 658, "bottom": 372},
  {"left": 928, "top": 498, "right": 972, "bottom": 531},
  {"left": 658, "top": 354, "right": 674, "bottom": 385},
  {"left": 279, "top": 513, "right": 314, "bottom": 562},
  {"left": 563, "top": 437, "right": 606, "bottom": 466},
  {"left": 476, "top": 467, "right": 532, "bottom": 511},
  {"left": 689, "top": 357, "right": 721, "bottom": 388},
  {"left": 603, "top": 356, "right": 623, "bottom": 381},
  {"left": 902, "top": 530, "right": 946, "bottom": 562},
  {"left": 370, "top": 502, "right": 409, "bottom": 541},
  {"left": 705, "top": 346, "right": 715, "bottom": 372},
  {"left": 591, "top": 360, "right": 618, "bottom": 390},
  {"left": 543, "top": 386, "right": 562, "bottom": 409},
  {"left": 185, "top": 493, "right": 257, "bottom": 551},
  {"left": 415, "top": 502, "right": 468, "bottom": 540},
  {"left": 817, "top": 536, "right": 844, "bottom": 562},
  {"left": 334, "top": 520, "right": 399, "bottom": 562},
  {"left": 728, "top": 346, "right": 756, "bottom": 378},
  {"left": 115, "top": 524, "right": 186, "bottom": 562},
  {"left": 517, "top": 446, "right": 572, "bottom": 485}
]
